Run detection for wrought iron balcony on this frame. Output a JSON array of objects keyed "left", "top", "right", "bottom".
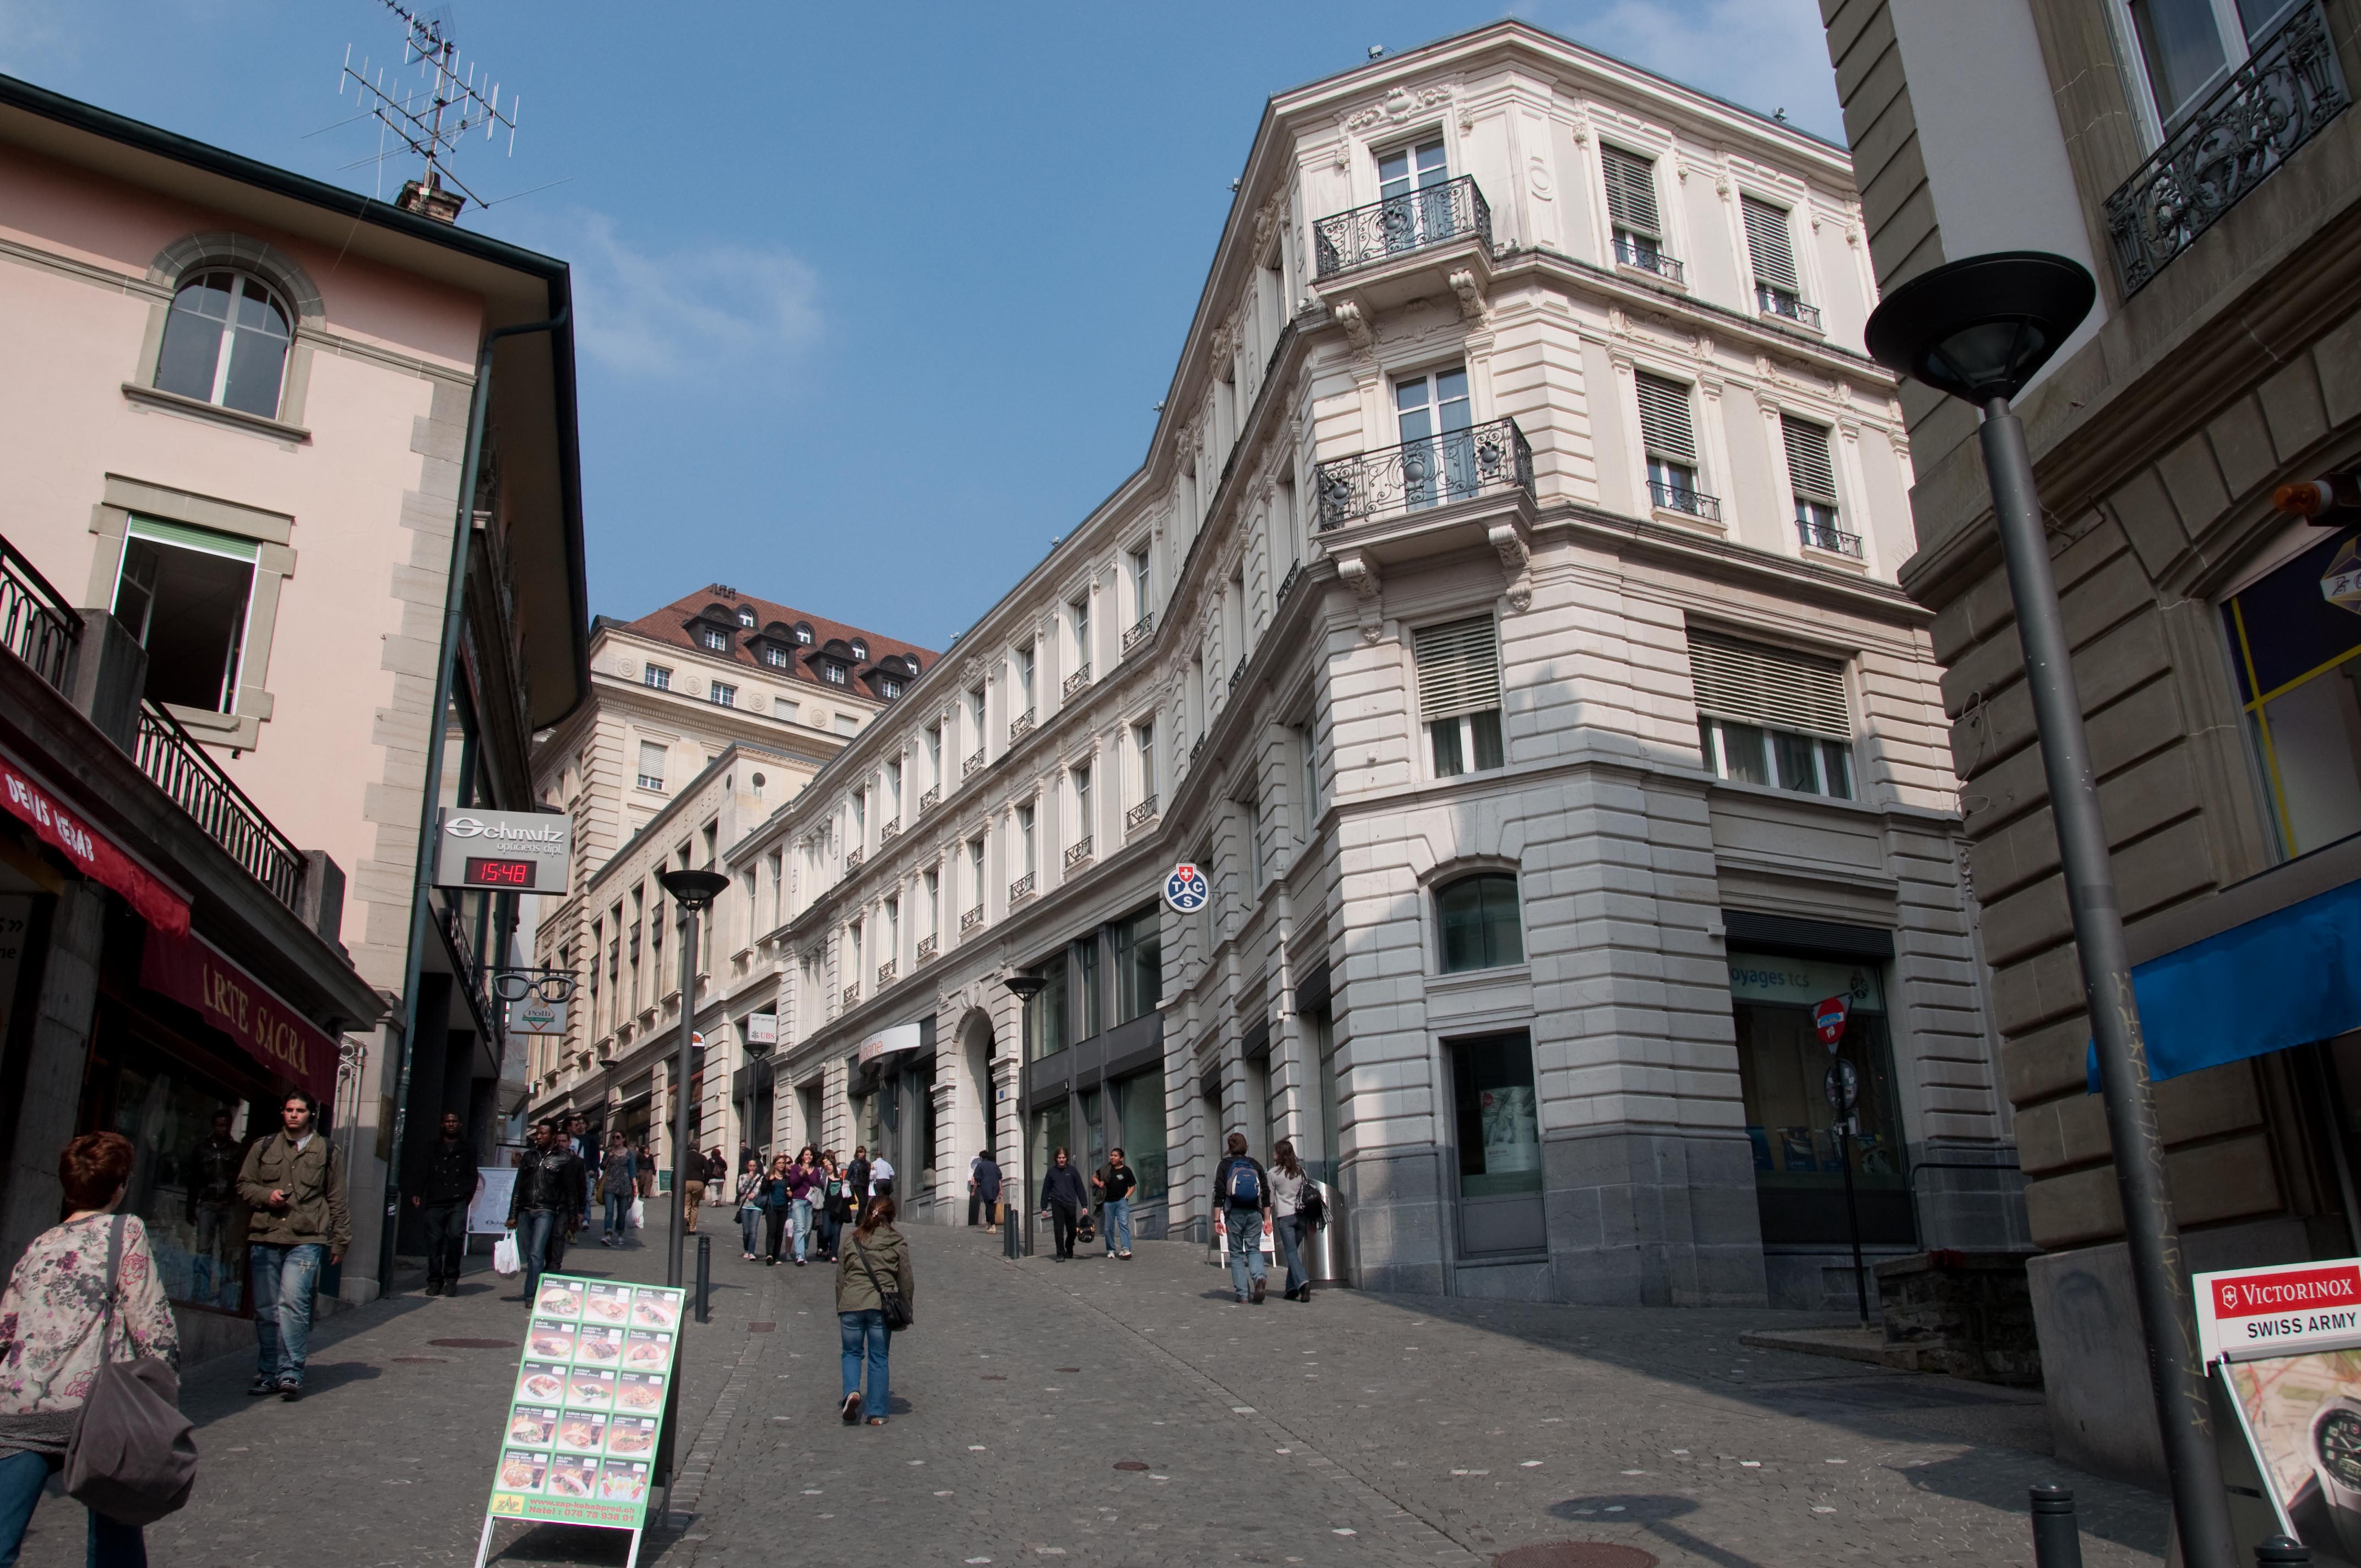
[
  {"left": 845, "top": 846, "right": 863, "bottom": 872},
  {"left": 963, "top": 748, "right": 985, "bottom": 779},
  {"left": 1227, "top": 664, "right": 1244, "bottom": 694},
  {"left": 1122, "top": 612, "right": 1155, "bottom": 656},
  {"left": 1189, "top": 733, "right": 1206, "bottom": 766},
  {"left": 1127, "top": 796, "right": 1158, "bottom": 831},
  {"left": 876, "top": 961, "right": 896, "bottom": 990},
  {"left": 1314, "top": 175, "right": 1491, "bottom": 279},
  {"left": 1275, "top": 560, "right": 1303, "bottom": 605},
  {"left": 134, "top": 701, "right": 304, "bottom": 908},
  {"left": 1009, "top": 708, "right": 1035, "bottom": 744},
  {"left": 960, "top": 903, "right": 984, "bottom": 932},
  {"left": 1755, "top": 286, "right": 1822, "bottom": 330},
  {"left": 1063, "top": 666, "right": 1091, "bottom": 699},
  {"left": 1649, "top": 480, "right": 1723, "bottom": 522},
  {"left": 917, "top": 933, "right": 938, "bottom": 961},
  {"left": 1798, "top": 518, "right": 1864, "bottom": 558},
  {"left": 2107, "top": 3, "right": 2348, "bottom": 295},
  {"left": 918, "top": 784, "right": 940, "bottom": 813},
  {"left": 841, "top": 983, "right": 860, "bottom": 1009},
  {"left": 880, "top": 816, "right": 901, "bottom": 842},
  {"left": 1612, "top": 235, "right": 1685, "bottom": 285},
  {"left": 1009, "top": 871, "right": 1036, "bottom": 903},
  {"left": 1315, "top": 416, "right": 1533, "bottom": 531},
  {"left": 1, "top": 538, "right": 77, "bottom": 693},
  {"left": 1064, "top": 837, "right": 1093, "bottom": 869}
]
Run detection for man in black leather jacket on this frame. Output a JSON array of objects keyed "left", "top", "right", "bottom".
[
  {"left": 506, "top": 1119, "right": 586, "bottom": 1301},
  {"left": 407, "top": 1110, "right": 480, "bottom": 1297}
]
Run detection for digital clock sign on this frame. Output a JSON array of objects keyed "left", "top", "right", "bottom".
[{"left": 462, "top": 856, "right": 539, "bottom": 889}]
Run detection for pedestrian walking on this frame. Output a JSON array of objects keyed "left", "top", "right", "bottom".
[
  {"left": 1094, "top": 1148, "right": 1136, "bottom": 1259},
  {"left": 236, "top": 1090, "right": 352, "bottom": 1395},
  {"left": 636, "top": 1141, "right": 657, "bottom": 1200},
  {"left": 869, "top": 1150, "right": 896, "bottom": 1204},
  {"left": 682, "top": 1153, "right": 706, "bottom": 1235},
  {"left": 700, "top": 1148, "right": 730, "bottom": 1233},
  {"left": 1269, "top": 1138, "right": 1311, "bottom": 1300},
  {"left": 968, "top": 1150, "right": 1002, "bottom": 1228},
  {"left": 506, "top": 1119, "right": 587, "bottom": 1304},
  {"left": 0, "top": 1131, "right": 179, "bottom": 1567},
  {"left": 788, "top": 1147, "right": 823, "bottom": 1265},
  {"left": 565, "top": 1114, "right": 596, "bottom": 1218},
  {"left": 1213, "top": 1131, "right": 1273, "bottom": 1304},
  {"left": 183, "top": 1109, "right": 243, "bottom": 1309},
  {"left": 1038, "top": 1147, "right": 1088, "bottom": 1262},
  {"left": 406, "top": 1109, "right": 478, "bottom": 1295},
  {"left": 835, "top": 1195, "right": 912, "bottom": 1427},
  {"left": 761, "top": 1155, "right": 793, "bottom": 1266},
  {"left": 598, "top": 1133, "right": 637, "bottom": 1246},
  {"left": 733, "top": 1156, "right": 765, "bottom": 1260},
  {"left": 845, "top": 1147, "right": 872, "bottom": 1228},
  {"left": 815, "top": 1152, "right": 847, "bottom": 1262}
]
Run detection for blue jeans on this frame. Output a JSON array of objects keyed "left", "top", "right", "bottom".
[
  {"left": 0, "top": 1449, "right": 144, "bottom": 1567},
  {"left": 839, "top": 1309, "right": 890, "bottom": 1420},
  {"left": 739, "top": 1206, "right": 763, "bottom": 1256},
  {"left": 818, "top": 1205, "right": 842, "bottom": 1258},
  {"left": 1102, "top": 1197, "right": 1131, "bottom": 1254},
  {"left": 1223, "top": 1207, "right": 1266, "bottom": 1296},
  {"left": 603, "top": 1191, "right": 630, "bottom": 1238},
  {"left": 791, "top": 1199, "right": 813, "bottom": 1261},
  {"left": 516, "top": 1210, "right": 561, "bottom": 1300},
  {"left": 1274, "top": 1212, "right": 1307, "bottom": 1294},
  {"left": 250, "top": 1241, "right": 324, "bottom": 1387}
]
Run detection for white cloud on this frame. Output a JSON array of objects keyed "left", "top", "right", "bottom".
[
  {"left": 551, "top": 210, "right": 821, "bottom": 378},
  {"left": 1546, "top": 0, "right": 1846, "bottom": 144}
]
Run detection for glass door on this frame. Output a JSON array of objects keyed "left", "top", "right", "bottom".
[
  {"left": 1446, "top": 1031, "right": 1545, "bottom": 1255},
  {"left": 1395, "top": 368, "right": 1473, "bottom": 510},
  {"left": 1378, "top": 137, "right": 1450, "bottom": 253}
]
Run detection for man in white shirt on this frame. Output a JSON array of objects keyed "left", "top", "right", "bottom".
[{"left": 869, "top": 1153, "right": 896, "bottom": 1200}]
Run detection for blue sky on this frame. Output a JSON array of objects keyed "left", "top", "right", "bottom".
[{"left": 7, "top": 2, "right": 1843, "bottom": 651}]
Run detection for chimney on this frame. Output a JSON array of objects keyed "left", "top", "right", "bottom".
[{"left": 396, "top": 175, "right": 466, "bottom": 225}]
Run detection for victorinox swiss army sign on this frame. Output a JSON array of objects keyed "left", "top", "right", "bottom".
[{"left": 434, "top": 808, "right": 574, "bottom": 894}]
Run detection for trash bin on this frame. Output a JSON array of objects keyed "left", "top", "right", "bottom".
[{"left": 1305, "top": 1179, "right": 1351, "bottom": 1286}]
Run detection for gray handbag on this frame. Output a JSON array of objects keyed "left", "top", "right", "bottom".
[{"left": 64, "top": 1217, "right": 197, "bottom": 1526}]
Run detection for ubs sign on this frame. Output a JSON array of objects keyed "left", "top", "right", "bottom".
[{"left": 433, "top": 808, "right": 573, "bottom": 893}]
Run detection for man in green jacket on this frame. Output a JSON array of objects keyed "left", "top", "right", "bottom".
[{"left": 236, "top": 1090, "right": 350, "bottom": 1400}]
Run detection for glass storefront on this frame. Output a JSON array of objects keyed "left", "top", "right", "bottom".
[
  {"left": 1446, "top": 1031, "right": 1544, "bottom": 1255},
  {"left": 1111, "top": 1068, "right": 1166, "bottom": 1201},
  {"left": 1728, "top": 951, "right": 1912, "bottom": 1245},
  {"left": 2221, "top": 525, "right": 2361, "bottom": 859},
  {"left": 1029, "top": 1101, "right": 1071, "bottom": 1203}
]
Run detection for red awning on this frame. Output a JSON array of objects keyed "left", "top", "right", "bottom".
[
  {"left": 139, "top": 926, "right": 339, "bottom": 1104},
  {"left": 0, "top": 754, "right": 188, "bottom": 935}
]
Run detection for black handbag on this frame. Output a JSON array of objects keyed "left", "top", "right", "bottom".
[{"left": 851, "top": 1239, "right": 913, "bottom": 1331}]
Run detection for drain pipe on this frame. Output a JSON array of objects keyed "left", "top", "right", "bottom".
[{"left": 377, "top": 308, "right": 569, "bottom": 1299}]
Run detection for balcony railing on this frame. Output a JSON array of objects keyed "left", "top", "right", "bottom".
[
  {"left": 1009, "top": 872, "right": 1036, "bottom": 903},
  {"left": 845, "top": 846, "right": 863, "bottom": 872},
  {"left": 1275, "top": 560, "right": 1303, "bottom": 605},
  {"left": 1189, "top": 733, "right": 1206, "bottom": 766},
  {"left": 841, "top": 983, "right": 860, "bottom": 1009},
  {"left": 134, "top": 701, "right": 304, "bottom": 908},
  {"left": 876, "top": 961, "right": 896, "bottom": 990},
  {"left": 918, "top": 784, "right": 940, "bottom": 813},
  {"left": 1650, "top": 480, "right": 1723, "bottom": 522},
  {"left": 1, "top": 538, "right": 78, "bottom": 693},
  {"left": 1612, "top": 235, "right": 1685, "bottom": 285},
  {"left": 880, "top": 817, "right": 901, "bottom": 842},
  {"left": 2107, "top": 3, "right": 2349, "bottom": 295},
  {"left": 1122, "top": 612, "right": 1155, "bottom": 656},
  {"left": 1127, "top": 796, "right": 1158, "bottom": 831},
  {"left": 1314, "top": 175, "right": 1491, "bottom": 279},
  {"left": 1798, "top": 518, "right": 1864, "bottom": 558},
  {"left": 917, "top": 933, "right": 938, "bottom": 961},
  {"left": 1315, "top": 416, "right": 1533, "bottom": 531},
  {"left": 963, "top": 748, "right": 985, "bottom": 779},
  {"left": 1064, "top": 837, "right": 1092, "bottom": 869},
  {"left": 1009, "top": 708, "right": 1035, "bottom": 744},
  {"left": 960, "top": 903, "right": 984, "bottom": 933},
  {"left": 1063, "top": 666, "right": 1091, "bottom": 699},
  {"left": 1755, "top": 286, "right": 1822, "bottom": 330}
]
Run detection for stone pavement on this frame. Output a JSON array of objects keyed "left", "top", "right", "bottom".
[{"left": 13, "top": 1215, "right": 2174, "bottom": 1567}]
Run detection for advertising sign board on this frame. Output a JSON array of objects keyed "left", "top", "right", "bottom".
[
  {"left": 2194, "top": 1257, "right": 2361, "bottom": 1563},
  {"left": 1163, "top": 863, "right": 1209, "bottom": 913},
  {"left": 508, "top": 996, "right": 567, "bottom": 1036},
  {"left": 434, "top": 808, "right": 573, "bottom": 892}
]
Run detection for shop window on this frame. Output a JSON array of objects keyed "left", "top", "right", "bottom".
[
  {"left": 1446, "top": 1031, "right": 1544, "bottom": 1255},
  {"left": 1689, "top": 630, "right": 1853, "bottom": 797},
  {"left": 97, "top": 1041, "right": 257, "bottom": 1314},
  {"left": 112, "top": 520, "right": 258, "bottom": 715},
  {"left": 1415, "top": 616, "right": 1504, "bottom": 777},
  {"left": 1112, "top": 906, "right": 1162, "bottom": 1023},
  {"left": 2223, "top": 526, "right": 2361, "bottom": 858},
  {"left": 1435, "top": 873, "right": 1522, "bottom": 973},
  {"left": 1727, "top": 951, "right": 1912, "bottom": 1246},
  {"left": 1112, "top": 1067, "right": 1167, "bottom": 1202}
]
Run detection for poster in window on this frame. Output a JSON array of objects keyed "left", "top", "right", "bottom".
[{"left": 1479, "top": 1086, "right": 1537, "bottom": 1173}]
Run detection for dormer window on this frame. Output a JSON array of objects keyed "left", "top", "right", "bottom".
[
  {"left": 795, "top": 623, "right": 814, "bottom": 646},
  {"left": 763, "top": 646, "right": 790, "bottom": 669},
  {"left": 736, "top": 606, "right": 757, "bottom": 628},
  {"left": 906, "top": 655, "right": 921, "bottom": 676},
  {"left": 825, "top": 663, "right": 848, "bottom": 685},
  {"left": 851, "top": 639, "right": 869, "bottom": 662},
  {"left": 882, "top": 679, "right": 902, "bottom": 699},
  {"left": 700, "top": 627, "right": 729, "bottom": 651}
]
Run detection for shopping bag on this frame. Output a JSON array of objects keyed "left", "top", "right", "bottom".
[
  {"left": 492, "top": 1233, "right": 521, "bottom": 1276},
  {"left": 630, "top": 1196, "right": 646, "bottom": 1230}
]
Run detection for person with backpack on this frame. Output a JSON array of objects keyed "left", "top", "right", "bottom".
[
  {"left": 1214, "top": 1131, "right": 1274, "bottom": 1304},
  {"left": 1037, "top": 1147, "right": 1089, "bottom": 1262},
  {"left": 834, "top": 1195, "right": 912, "bottom": 1427}
]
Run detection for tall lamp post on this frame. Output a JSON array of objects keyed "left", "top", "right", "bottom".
[
  {"left": 657, "top": 867, "right": 731, "bottom": 1289},
  {"left": 1002, "top": 971, "right": 1045, "bottom": 1261},
  {"left": 1865, "top": 252, "right": 2234, "bottom": 1568}
]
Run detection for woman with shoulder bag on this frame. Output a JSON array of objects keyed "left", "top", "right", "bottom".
[
  {"left": 733, "top": 1157, "right": 765, "bottom": 1262},
  {"left": 833, "top": 1195, "right": 912, "bottom": 1427},
  {"left": 0, "top": 1131, "right": 182, "bottom": 1566}
]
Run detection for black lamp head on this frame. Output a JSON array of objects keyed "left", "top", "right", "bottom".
[
  {"left": 1864, "top": 251, "right": 2095, "bottom": 406},
  {"left": 657, "top": 866, "right": 732, "bottom": 910},
  {"left": 1003, "top": 972, "right": 1047, "bottom": 1001}
]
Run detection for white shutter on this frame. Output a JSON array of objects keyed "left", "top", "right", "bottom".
[
  {"left": 1413, "top": 617, "right": 1501, "bottom": 721},
  {"left": 1634, "top": 373, "right": 1697, "bottom": 464},
  {"left": 1688, "top": 631, "right": 1850, "bottom": 738},
  {"left": 1741, "top": 196, "right": 1799, "bottom": 291},
  {"left": 1601, "top": 147, "right": 1661, "bottom": 235},
  {"left": 1781, "top": 416, "right": 1838, "bottom": 501},
  {"left": 638, "top": 741, "right": 666, "bottom": 780}
]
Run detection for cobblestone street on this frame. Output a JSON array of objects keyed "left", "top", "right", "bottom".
[{"left": 12, "top": 1213, "right": 2173, "bottom": 1567}]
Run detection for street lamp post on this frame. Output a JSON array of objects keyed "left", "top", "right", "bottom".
[
  {"left": 1002, "top": 971, "right": 1046, "bottom": 1261},
  {"left": 657, "top": 867, "right": 731, "bottom": 1289},
  {"left": 1866, "top": 253, "right": 2234, "bottom": 1568}
]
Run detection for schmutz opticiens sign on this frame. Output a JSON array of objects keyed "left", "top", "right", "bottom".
[{"left": 434, "top": 808, "right": 573, "bottom": 893}]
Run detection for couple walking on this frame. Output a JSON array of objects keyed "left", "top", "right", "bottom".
[
  {"left": 1215, "top": 1133, "right": 1318, "bottom": 1304},
  {"left": 1036, "top": 1146, "right": 1137, "bottom": 1261}
]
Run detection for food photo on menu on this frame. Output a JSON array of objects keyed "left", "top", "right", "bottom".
[
  {"left": 565, "top": 1369, "right": 615, "bottom": 1410},
  {"left": 536, "top": 1280, "right": 584, "bottom": 1318},
  {"left": 622, "top": 1330, "right": 674, "bottom": 1371},
  {"left": 527, "top": 1318, "right": 576, "bottom": 1360},
  {"left": 2228, "top": 1349, "right": 2361, "bottom": 1565},
  {"left": 516, "top": 1362, "right": 568, "bottom": 1406},
  {"left": 630, "top": 1289, "right": 679, "bottom": 1330},
  {"left": 546, "top": 1455, "right": 598, "bottom": 1500},
  {"left": 597, "top": 1459, "right": 650, "bottom": 1502},
  {"left": 616, "top": 1373, "right": 665, "bottom": 1412},
  {"left": 576, "top": 1326, "right": 623, "bottom": 1365},
  {"left": 497, "top": 1450, "right": 548, "bottom": 1494},
  {"left": 507, "top": 1406, "right": 558, "bottom": 1447},
  {"left": 556, "top": 1412, "right": 608, "bottom": 1455},
  {"left": 605, "top": 1417, "right": 657, "bottom": 1457},
  {"left": 583, "top": 1284, "right": 632, "bottom": 1325}
]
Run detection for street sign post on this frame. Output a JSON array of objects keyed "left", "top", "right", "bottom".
[{"left": 1825, "top": 1053, "right": 1868, "bottom": 1326}]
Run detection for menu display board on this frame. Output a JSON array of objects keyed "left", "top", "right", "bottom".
[{"left": 483, "top": 1274, "right": 682, "bottom": 1546}]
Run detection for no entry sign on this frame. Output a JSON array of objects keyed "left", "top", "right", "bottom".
[{"left": 1813, "top": 994, "right": 1851, "bottom": 1049}]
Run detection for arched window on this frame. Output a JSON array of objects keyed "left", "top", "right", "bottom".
[
  {"left": 736, "top": 606, "right": 757, "bottom": 627},
  {"left": 906, "top": 655, "right": 921, "bottom": 676},
  {"left": 851, "top": 639, "right": 869, "bottom": 662},
  {"left": 154, "top": 269, "right": 293, "bottom": 418},
  {"left": 1435, "top": 873, "right": 1522, "bottom": 973},
  {"left": 795, "top": 623, "right": 814, "bottom": 645}
]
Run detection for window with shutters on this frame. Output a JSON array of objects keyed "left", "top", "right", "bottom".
[
  {"left": 1688, "top": 630, "right": 1854, "bottom": 798},
  {"left": 1780, "top": 416, "right": 1856, "bottom": 555},
  {"left": 1635, "top": 373, "right": 1715, "bottom": 519},
  {"left": 1741, "top": 196, "right": 1815, "bottom": 326},
  {"left": 1601, "top": 146, "right": 1678, "bottom": 280},
  {"left": 637, "top": 740, "right": 667, "bottom": 792},
  {"left": 1415, "top": 616, "right": 1505, "bottom": 778}
]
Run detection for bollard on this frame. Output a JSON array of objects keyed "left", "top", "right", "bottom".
[
  {"left": 2256, "top": 1537, "right": 2311, "bottom": 1566},
  {"left": 1004, "top": 1197, "right": 1019, "bottom": 1259},
  {"left": 2029, "top": 1483, "right": 2083, "bottom": 1568},
  {"left": 694, "top": 1233, "right": 711, "bottom": 1324}
]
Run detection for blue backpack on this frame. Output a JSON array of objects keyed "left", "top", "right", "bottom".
[{"left": 1225, "top": 1158, "right": 1263, "bottom": 1208}]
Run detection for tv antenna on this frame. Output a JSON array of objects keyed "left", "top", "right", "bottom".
[{"left": 337, "top": 1, "right": 518, "bottom": 221}]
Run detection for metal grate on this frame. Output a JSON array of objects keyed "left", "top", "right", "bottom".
[
  {"left": 916, "top": 934, "right": 938, "bottom": 961},
  {"left": 960, "top": 903, "right": 984, "bottom": 932},
  {"left": 1008, "top": 872, "right": 1036, "bottom": 903},
  {"left": 1123, "top": 611, "right": 1156, "bottom": 655},
  {"left": 876, "top": 962, "right": 895, "bottom": 990},
  {"left": 1634, "top": 373, "right": 1696, "bottom": 465},
  {"left": 1315, "top": 416, "right": 1533, "bottom": 530},
  {"left": 1413, "top": 617, "right": 1501, "bottom": 721},
  {"left": 841, "top": 983, "right": 859, "bottom": 1008},
  {"left": 1688, "top": 630, "right": 1850, "bottom": 738},
  {"left": 964, "top": 748, "right": 985, "bottom": 779},
  {"left": 1063, "top": 665, "right": 1091, "bottom": 698},
  {"left": 1649, "top": 480, "right": 1721, "bottom": 521},
  {"left": 1313, "top": 174, "right": 1491, "bottom": 278},
  {"left": 918, "top": 784, "right": 940, "bottom": 813},
  {"left": 1127, "top": 796, "right": 1158, "bottom": 830},
  {"left": 1009, "top": 708, "right": 1036, "bottom": 744},
  {"left": 1064, "top": 838, "right": 1093, "bottom": 869}
]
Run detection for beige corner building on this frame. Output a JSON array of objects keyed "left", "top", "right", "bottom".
[{"left": 1819, "top": 0, "right": 2361, "bottom": 1484}]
